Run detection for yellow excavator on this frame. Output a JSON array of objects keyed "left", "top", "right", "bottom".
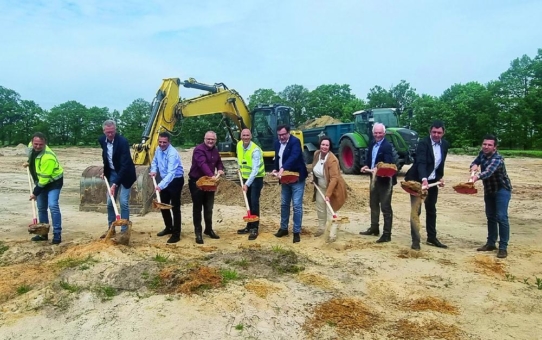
[{"left": 80, "top": 77, "right": 303, "bottom": 215}]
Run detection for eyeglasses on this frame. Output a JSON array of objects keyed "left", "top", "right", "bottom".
[
  {"left": 205, "top": 138, "right": 216, "bottom": 141},
  {"left": 278, "top": 132, "right": 289, "bottom": 137}
]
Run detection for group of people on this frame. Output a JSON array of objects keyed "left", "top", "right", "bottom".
[
  {"left": 358, "top": 120, "right": 512, "bottom": 258},
  {"left": 26, "top": 119, "right": 512, "bottom": 258}
]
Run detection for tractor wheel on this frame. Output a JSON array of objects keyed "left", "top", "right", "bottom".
[{"left": 338, "top": 139, "right": 361, "bottom": 174}]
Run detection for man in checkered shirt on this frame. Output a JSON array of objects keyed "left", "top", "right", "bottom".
[{"left": 470, "top": 134, "right": 512, "bottom": 259}]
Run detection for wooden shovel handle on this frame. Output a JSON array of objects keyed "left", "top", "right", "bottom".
[
  {"left": 238, "top": 170, "right": 252, "bottom": 214},
  {"left": 26, "top": 167, "right": 38, "bottom": 223},
  {"left": 314, "top": 183, "right": 337, "bottom": 218},
  {"left": 151, "top": 175, "right": 162, "bottom": 203},
  {"left": 103, "top": 177, "right": 120, "bottom": 218},
  {"left": 422, "top": 182, "right": 441, "bottom": 190}
]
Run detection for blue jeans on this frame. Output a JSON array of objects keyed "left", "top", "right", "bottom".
[
  {"left": 37, "top": 188, "right": 62, "bottom": 236},
  {"left": 484, "top": 188, "right": 511, "bottom": 250},
  {"left": 280, "top": 179, "right": 305, "bottom": 233},
  {"left": 107, "top": 170, "right": 131, "bottom": 232}
]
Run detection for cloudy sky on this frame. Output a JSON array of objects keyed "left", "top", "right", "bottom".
[{"left": 1, "top": 0, "right": 540, "bottom": 112}]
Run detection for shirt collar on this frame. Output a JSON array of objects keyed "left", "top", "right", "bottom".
[
  {"left": 280, "top": 138, "right": 289, "bottom": 145},
  {"left": 431, "top": 138, "right": 441, "bottom": 146},
  {"left": 107, "top": 138, "right": 114, "bottom": 144}
]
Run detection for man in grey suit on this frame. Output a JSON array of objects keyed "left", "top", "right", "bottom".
[{"left": 405, "top": 120, "right": 448, "bottom": 250}]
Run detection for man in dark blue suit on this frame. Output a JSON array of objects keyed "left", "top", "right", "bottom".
[
  {"left": 272, "top": 125, "right": 308, "bottom": 243},
  {"left": 98, "top": 120, "right": 137, "bottom": 238},
  {"left": 405, "top": 120, "right": 448, "bottom": 250},
  {"left": 359, "top": 123, "right": 397, "bottom": 243}
]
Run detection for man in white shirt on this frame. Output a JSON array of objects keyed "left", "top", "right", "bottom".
[{"left": 404, "top": 120, "right": 449, "bottom": 250}]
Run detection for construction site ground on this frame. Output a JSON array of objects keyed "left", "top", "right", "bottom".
[{"left": 0, "top": 145, "right": 541, "bottom": 340}]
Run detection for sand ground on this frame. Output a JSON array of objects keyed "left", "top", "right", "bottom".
[{"left": 0, "top": 145, "right": 541, "bottom": 340}]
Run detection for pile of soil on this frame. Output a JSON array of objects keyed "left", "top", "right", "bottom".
[{"left": 298, "top": 115, "right": 342, "bottom": 130}]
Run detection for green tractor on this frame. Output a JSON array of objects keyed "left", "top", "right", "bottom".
[{"left": 337, "top": 108, "right": 418, "bottom": 174}]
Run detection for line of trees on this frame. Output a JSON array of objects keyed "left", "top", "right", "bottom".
[{"left": 1, "top": 49, "right": 541, "bottom": 149}]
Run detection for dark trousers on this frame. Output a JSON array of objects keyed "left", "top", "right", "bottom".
[
  {"left": 159, "top": 177, "right": 184, "bottom": 236},
  {"left": 189, "top": 179, "right": 215, "bottom": 234},
  {"left": 245, "top": 177, "right": 264, "bottom": 230},
  {"left": 369, "top": 177, "right": 393, "bottom": 235}
]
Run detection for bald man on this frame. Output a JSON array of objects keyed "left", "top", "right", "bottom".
[{"left": 236, "top": 129, "right": 265, "bottom": 240}]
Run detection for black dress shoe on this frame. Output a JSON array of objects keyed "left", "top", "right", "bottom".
[
  {"left": 274, "top": 228, "right": 289, "bottom": 238},
  {"left": 237, "top": 228, "right": 250, "bottom": 235},
  {"left": 411, "top": 243, "right": 421, "bottom": 250},
  {"left": 427, "top": 238, "right": 448, "bottom": 248},
  {"left": 497, "top": 249, "right": 508, "bottom": 258},
  {"left": 157, "top": 228, "right": 172, "bottom": 237},
  {"left": 167, "top": 235, "right": 180, "bottom": 243},
  {"left": 477, "top": 244, "right": 497, "bottom": 251},
  {"left": 248, "top": 229, "right": 258, "bottom": 241},
  {"left": 359, "top": 228, "right": 379, "bottom": 236},
  {"left": 293, "top": 233, "right": 300, "bottom": 243},
  {"left": 195, "top": 233, "right": 204, "bottom": 244},
  {"left": 31, "top": 234, "right": 48, "bottom": 241},
  {"left": 204, "top": 230, "right": 220, "bottom": 239},
  {"left": 376, "top": 235, "right": 391, "bottom": 243}
]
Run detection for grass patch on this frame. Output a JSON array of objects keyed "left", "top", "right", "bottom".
[
  {"left": 232, "top": 258, "right": 249, "bottom": 269},
  {"left": 0, "top": 241, "right": 8, "bottom": 256},
  {"left": 220, "top": 269, "right": 240, "bottom": 283},
  {"left": 95, "top": 285, "right": 118, "bottom": 300},
  {"left": 16, "top": 284, "right": 32, "bottom": 295},
  {"left": 235, "top": 324, "right": 244, "bottom": 331},
  {"left": 271, "top": 245, "right": 288, "bottom": 254},
  {"left": 153, "top": 254, "right": 170, "bottom": 263},
  {"left": 55, "top": 255, "right": 98, "bottom": 270},
  {"left": 59, "top": 280, "right": 81, "bottom": 293},
  {"left": 271, "top": 250, "right": 304, "bottom": 274}
]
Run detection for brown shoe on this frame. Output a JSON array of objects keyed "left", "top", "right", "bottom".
[
  {"left": 497, "top": 249, "right": 508, "bottom": 258},
  {"left": 476, "top": 244, "right": 497, "bottom": 251}
]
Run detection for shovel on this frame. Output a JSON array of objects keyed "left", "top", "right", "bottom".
[
  {"left": 401, "top": 181, "right": 440, "bottom": 197},
  {"left": 314, "top": 184, "right": 348, "bottom": 242},
  {"left": 375, "top": 162, "right": 397, "bottom": 177},
  {"left": 151, "top": 175, "right": 173, "bottom": 210},
  {"left": 453, "top": 171, "right": 478, "bottom": 195},
  {"left": 238, "top": 171, "right": 259, "bottom": 222},
  {"left": 103, "top": 177, "right": 121, "bottom": 241},
  {"left": 26, "top": 166, "right": 50, "bottom": 235}
]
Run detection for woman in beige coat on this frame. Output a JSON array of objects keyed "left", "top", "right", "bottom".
[{"left": 311, "top": 137, "right": 347, "bottom": 237}]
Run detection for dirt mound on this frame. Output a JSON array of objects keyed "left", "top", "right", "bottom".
[
  {"left": 244, "top": 279, "right": 281, "bottom": 298},
  {"left": 303, "top": 297, "right": 379, "bottom": 337},
  {"left": 298, "top": 115, "right": 342, "bottom": 130},
  {"left": 391, "top": 319, "right": 464, "bottom": 340},
  {"left": 401, "top": 296, "right": 459, "bottom": 314}
]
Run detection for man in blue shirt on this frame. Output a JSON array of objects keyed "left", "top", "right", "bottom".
[{"left": 150, "top": 132, "right": 185, "bottom": 244}]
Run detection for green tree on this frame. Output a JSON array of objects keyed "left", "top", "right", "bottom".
[
  {"left": 0, "top": 86, "right": 22, "bottom": 145},
  {"left": 47, "top": 101, "right": 87, "bottom": 145},
  {"left": 120, "top": 99, "right": 152, "bottom": 144},
  {"left": 278, "top": 84, "right": 310, "bottom": 125},
  {"left": 306, "top": 84, "right": 357, "bottom": 121},
  {"left": 247, "top": 89, "right": 281, "bottom": 110}
]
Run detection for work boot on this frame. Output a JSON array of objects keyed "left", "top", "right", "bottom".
[
  {"left": 31, "top": 234, "right": 48, "bottom": 242},
  {"left": 376, "top": 234, "right": 391, "bottom": 243},
  {"left": 476, "top": 244, "right": 497, "bottom": 251},
  {"left": 157, "top": 228, "right": 172, "bottom": 237},
  {"left": 274, "top": 228, "right": 289, "bottom": 238},
  {"left": 411, "top": 242, "right": 421, "bottom": 250},
  {"left": 359, "top": 228, "right": 379, "bottom": 236},
  {"left": 204, "top": 230, "right": 220, "bottom": 239},
  {"left": 248, "top": 229, "right": 258, "bottom": 241},
  {"left": 167, "top": 235, "right": 180, "bottom": 244},
  {"left": 195, "top": 233, "right": 204, "bottom": 244},
  {"left": 497, "top": 249, "right": 508, "bottom": 258},
  {"left": 52, "top": 234, "right": 61, "bottom": 245},
  {"left": 293, "top": 233, "right": 301, "bottom": 243}
]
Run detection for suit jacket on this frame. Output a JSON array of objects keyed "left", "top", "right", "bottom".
[
  {"left": 273, "top": 135, "right": 308, "bottom": 181},
  {"left": 365, "top": 138, "right": 397, "bottom": 186},
  {"left": 405, "top": 136, "right": 448, "bottom": 182},
  {"left": 98, "top": 134, "right": 137, "bottom": 189},
  {"left": 311, "top": 151, "right": 347, "bottom": 211}
]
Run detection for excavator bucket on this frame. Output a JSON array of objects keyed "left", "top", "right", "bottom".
[{"left": 80, "top": 165, "right": 155, "bottom": 215}]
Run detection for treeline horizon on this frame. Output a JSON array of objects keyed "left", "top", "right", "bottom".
[{"left": 1, "top": 48, "right": 541, "bottom": 150}]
